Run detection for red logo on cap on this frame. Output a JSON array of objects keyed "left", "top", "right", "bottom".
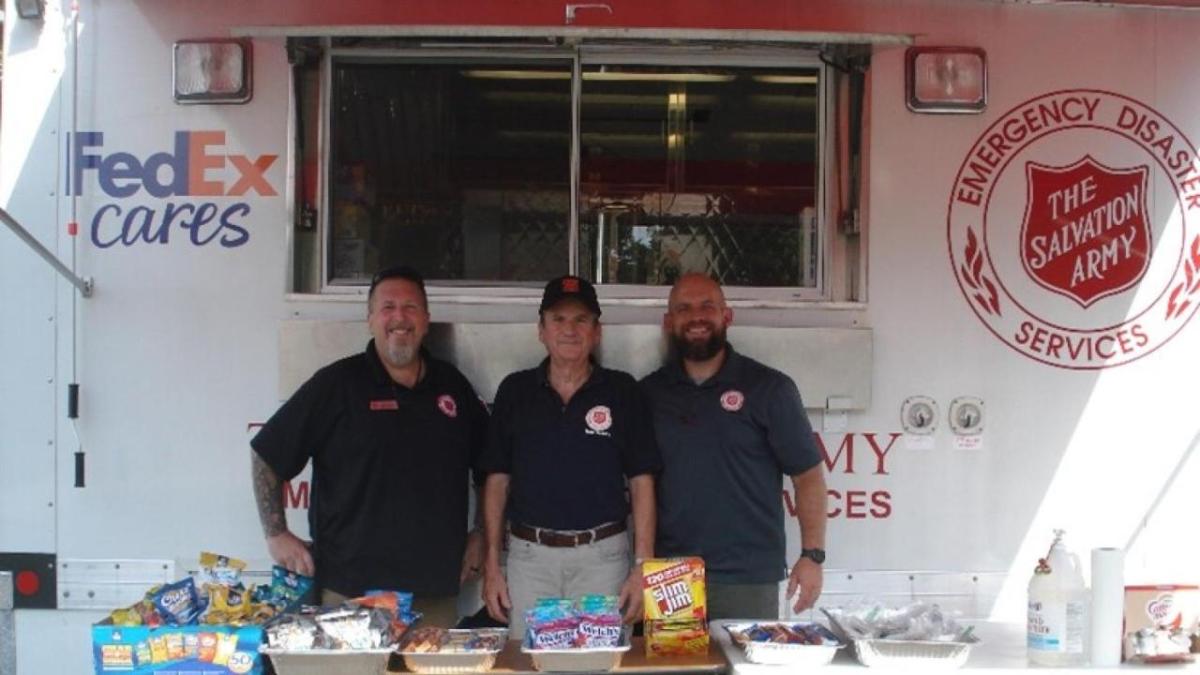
[
  {"left": 437, "top": 394, "right": 458, "bottom": 418},
  {"left": 562, "top": 278, "right": 580, "bottom": 292}
]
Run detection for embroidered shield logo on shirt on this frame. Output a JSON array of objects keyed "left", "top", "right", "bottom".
[
  {"left": 437, "top": 394, "right": 458, "bottom": 418},
  {"left": 720, "top": 390, "right": 745, "bottom": 412},
  {"left": 585, "top": 405, "right": 613, "bottom": 432}
]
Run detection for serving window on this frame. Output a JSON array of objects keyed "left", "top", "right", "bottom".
[{"left": 290, "top": 39, "right": 865, "bottom": 303}]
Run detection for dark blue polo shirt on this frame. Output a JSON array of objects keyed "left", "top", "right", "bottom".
[
  {"left": 477, "top": 361, "right": 661, "bottom": 531},
  {"left": 640, "top": 345, "right": 821, "bottom": 584},
  {"left": 251, "top": 342, "right": 488, "bottom": 598}
]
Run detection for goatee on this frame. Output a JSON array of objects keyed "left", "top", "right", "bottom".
[{"left": 383, "top": 342, "right": 418, "bottom": 369}]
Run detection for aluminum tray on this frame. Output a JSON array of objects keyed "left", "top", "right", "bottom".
[
  {"left": 724, "top": 621, "right": 844, "bottom": 667},
  {"left": 852, "top": 638, "right": 977, "bottom": 669},
  {"left": 520, "top": 629, "right": 631, "bottom": 672},
  {"left": 399, "top": 650, "right": 500, "bottom": 674},
  {"left": 397, "top": 629, "right": 506, "bottom": 674},
  {"left": 260, "top": 646, "right": 394, "bottom": 675}
]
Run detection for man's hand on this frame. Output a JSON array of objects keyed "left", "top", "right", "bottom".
[
  {"left": 460, "top": 529, "right": 485, "bottom": 585},
  {"left": 482, "top": 563, "right": 511, "bottom": 624},
  {"left": 786, "top": 556, "right": 823, "bottom": 614},
  {"left": 617, "top": 566, "right": 644, "bottom": 623},
  {"left": 267, "top": 531, "right": 315, "bottom": 577}
]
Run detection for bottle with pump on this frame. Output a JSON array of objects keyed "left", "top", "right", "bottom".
[{"left": 1027, "top": 529, "right": 1089, "bottom": 666}]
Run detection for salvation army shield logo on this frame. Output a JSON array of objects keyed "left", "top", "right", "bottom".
[
  {"left": 719, "top": 390, "right": 745, "bottom": 412},
  {"left": 1020, "top": 157, "right": 1150, "bottom": 307},
  {"left": 436, "top": 394, "right": 458, "bottom": 418},
  {"left": 585, "top": 405, "right": 613, "bottom": 432},
  {"left": 947, "top": 89, "right": 1200, "bottom": 369}
]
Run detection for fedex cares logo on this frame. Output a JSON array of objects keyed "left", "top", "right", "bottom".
[
  {"left": 948, "top": 90, "right": 1200, "bottom": 369},
  {"left": 66, "top": 131, "right": 278, "bottom": 249}
]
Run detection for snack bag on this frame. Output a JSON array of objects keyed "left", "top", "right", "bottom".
[
  {"left": 183, "top": 633, "right": 200, "bottom": 659},
  {"left": 197, "top": 633, "right": 219, "bottom": 662},
  {"left": 576, "top": 595, "right": 623, "bottom": 647},
  {"left": 525, "top": 598, "right": 579, "bottom": 649},
  {"left": 134, "top": 641, "right": 153, "bottom": 667},
  {"left": 164, "top": 632, "right": 185, "bottom": 660},
  {"left": 266, "top": 565, "right": 314, "bottom": 612},
  {"left": 109, "top": 606, "right": 142, "bottom": 626},
  {"left": 152, "top": 578, "right": 203, "bottom": 626},
  {"left": 645, "top": 619, "right": 709, "bottom": 657},
  {"left": 198, "top": 552, "right": 247, "bottom": 588},
  {"left": 353, "top": 590, "right": 419, "bottom": 643},
  {"left": 204, "top": 583, "right": 251, "bottom": 624},
  {"left": 149, "top": 635, "right": 169, "bottom": 664},
  {"left": 642, "top": 558, "right": 707, "bottom": 621},
  {"left": 212, "top": 632, "right": 239, "bottom": 666}
]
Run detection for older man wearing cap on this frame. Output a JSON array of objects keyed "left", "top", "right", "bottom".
[
  {"left": 250, "top": 265, "right": 489, "bottom": 626},
  {"left": 478, "top": 275, "right": 661, "bottom": 638}
]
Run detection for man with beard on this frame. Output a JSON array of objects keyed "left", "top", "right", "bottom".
[
  {"left": 250, "top": 266, "right": 488, "bottom": 626},
  {"left": 478, "top": 275, "right": 660, "bottom": 639},
  {"left": 640, "top": 273, "right": 827, "bottom": 619}
]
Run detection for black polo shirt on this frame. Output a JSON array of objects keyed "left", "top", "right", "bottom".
[
  {"left": 640, "top": 345, "right": 821, "bottom": 584},
  {"left": 251, "top": 342, "right": 487, "bottom": 598},
  {"left": 476, "top": 361, "right": 661, "bottom": 531}
]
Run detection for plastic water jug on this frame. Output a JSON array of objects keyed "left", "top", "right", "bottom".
[{"left": 1027, "top": 529, "right": 1088, "bottom": 666}]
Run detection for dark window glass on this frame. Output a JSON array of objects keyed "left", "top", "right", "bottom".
[
  {"left": 578, "top": 65, "right": 820, "bottom": 287},
  {"left": 328, "top": 61, "right": 573, "bottom": 283}
]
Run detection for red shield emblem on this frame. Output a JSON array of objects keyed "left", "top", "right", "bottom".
[
  {"left": 585, "top": 405, "right": 612, "bottom": 432},
  {"left": 1020, "top": 156, "right": 1151, "bottom": 307},
  {"left": 437, "top": 394, "right": 458, "bottom": 418},
  {"left": 720, "top": 390, "right": 745, "bottom": 412}
]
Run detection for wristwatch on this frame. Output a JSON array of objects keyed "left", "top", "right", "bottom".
[{"left": 800, "top": 548, "right": 826, "bottom": 565}]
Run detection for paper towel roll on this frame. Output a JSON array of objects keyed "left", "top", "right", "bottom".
[{"left": 1090, "top": 547, "right": 1125, "bottom": 666}]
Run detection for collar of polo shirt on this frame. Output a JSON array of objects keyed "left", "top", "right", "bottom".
[
  {"left": 365, "top": 341, "right": 434, "bottom": 390},
  {"left": 669, "top": 342, "right": 745, "bottom": 386}
]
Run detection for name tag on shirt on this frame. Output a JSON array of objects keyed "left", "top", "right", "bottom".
[{"left": 369, "top": 399, "right": 399, "bottom": 411}]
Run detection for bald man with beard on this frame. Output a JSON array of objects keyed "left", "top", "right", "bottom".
[{"left": 640, "top": 273, "right": 827, "bottom": 620}]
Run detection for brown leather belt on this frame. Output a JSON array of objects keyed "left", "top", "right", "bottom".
[{"left": 509, "top": 521, "right": 626, "bottom": 547}]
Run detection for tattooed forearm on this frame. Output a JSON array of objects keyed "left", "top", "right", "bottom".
[{"left": 251, "top": 451, "right": 287, "bottom": 537}]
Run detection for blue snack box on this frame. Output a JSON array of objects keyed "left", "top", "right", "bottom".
[{"left": 91, "top": 620, "right": 263, "bottom": 674}]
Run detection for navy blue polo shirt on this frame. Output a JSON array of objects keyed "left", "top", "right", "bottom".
[
  {"left": 477, "top": 360, "right": 661, "bottom": 531},
  {"left": 251, "top": 342, "right": 488, "bottom": 598},
  {"left": 640, "top": 345, "right": 821, "bottom": 584}
]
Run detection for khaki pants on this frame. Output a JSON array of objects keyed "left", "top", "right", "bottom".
[
  {"left": 320, "top": 589, "right": 462, "bottom": 628},
  {"left": 505, "top": 531, "right": 630, "bottom": 639}
]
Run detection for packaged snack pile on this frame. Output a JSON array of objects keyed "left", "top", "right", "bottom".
[
  {"left": 727, "top": 622, "right": 840, "bottom": 646},
  {"left": 525, "top": 596, "right": 623, "bottom": 649},
  {"left": 642, "top": 558, "right": 709, "bottom": 657},
  {"left": 1123, "top": 585, "right": 1199, "bottom": 663},
  {"left": 264, "top": 590, "right": 420, "bottom": 651},
  {"left": 94, "top": 552, "right": 301, "bottom": 674},
  {"left": 401, "top": 627, "right": 508, "bottom": 654},
  {"left": 822, "top": 602, "right": 973, "bottom": 642},
  {"left": 108, "top": 553, "right": 312, "bottom": 629}
]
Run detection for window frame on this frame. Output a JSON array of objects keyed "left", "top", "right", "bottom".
[{"left": 312, "top": 42, "right": 835, "bottom": 304}]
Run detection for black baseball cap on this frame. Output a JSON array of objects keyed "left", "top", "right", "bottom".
[{"left": 539, "top": 275, "right": 601, "bottom": 317}]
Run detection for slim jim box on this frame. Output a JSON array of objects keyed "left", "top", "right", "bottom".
[
  {"left": 92, "top": 620, "right": 264, "bottom": 674},
  {"left": 642, "top": 557, "right": 709, "bottom": 657},
  {"left": 642, "top": 558, "right": 706, "bottom": 621}
]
